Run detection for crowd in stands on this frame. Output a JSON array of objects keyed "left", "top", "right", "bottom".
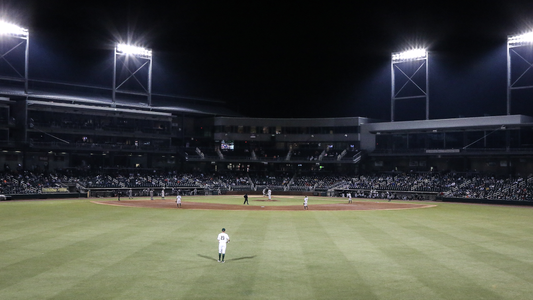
[
  {"left": 190, "top": 147, "right": 359, "bottom": 163},
  {"left": 250, "top": 173, "right": 291, "bottom": 191},
  {"left": 348, "top": 173, "right": 443, "bottom": 192},
  {"left": 1, "top": 170, "right": 532, "bottom": 202},
  {"left": 440, "top": 174, "right": 532, "bottom": 201},
  {"left": 0, "top": 171, "right": 77, "bottom": 195}
]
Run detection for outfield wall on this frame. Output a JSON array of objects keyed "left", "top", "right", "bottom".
[
  {"left": 7, "top": 193, "right": 87, "bottom": 200},
  {"left": 440, "top": 197, "right": 533, "bottom": 206},
  {"left": 3, "top": 192, "right": 533, "bottom": 207}
]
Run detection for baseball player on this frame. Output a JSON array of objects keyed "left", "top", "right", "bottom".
[
  {"left": 243, "top": 193, "right": 249, "bottom": 205},
  {"left": 176, "top": 194, "right": 182, "bottom": 208},
  {"left": 348, "top": 192, "right": 352, "bottom": 203},
  {"left": 161, "top": 189, "right": 165, "bottom": 200},
  {"left": 267, "top": 189, "right": 272, "bottom": 200},
  {"left": 217, "top": 228, "right": 230, "bottom": 263},
  {"left": 128, "top": 188, "right": 133, "bottom": 199},
  {"left": 303, "top": 196, "right": 308, "bottom": 210},
  {"left": 150, "top": 189, "right": 154, "bottom": 200}
]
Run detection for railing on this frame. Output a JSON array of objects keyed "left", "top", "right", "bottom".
[
  {"left": 352, "top": 151, "right": 362, "bottom": 163},
  {"left": 30, "top": 142, "right": 177, "bottom": 152},
  {"left": 337, "top": 149, "right": 347, "bottom": 161},
  {"left": 30, "top": 123, "right": 172, "bottom": 136},
  {"left": 372, "top": 147, "right": 533, "bottom": 155},
  {"left": 285, "top": 147, "right": 293, "bottom": 161},
  {"left": 216, "top": 147, "right": 224, "bottom": 159},
  {"left": 318, "top": 149, "right": 326, "bottom": 161}
]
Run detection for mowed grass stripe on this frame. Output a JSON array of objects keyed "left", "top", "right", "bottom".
[
  {"left": 298, "top": 211, "right": 380, "bottom": 300},
  {"left": 253, "top": 212, "right": 315, "bottom": 299},
  {"left": 403, "top": 205, "right": 533, "bottom": 277},
  {"left": 2, "top": 211, "right": 214, "bottom": 299},
  {"left": 358, "top": 211, "right": 512, "bottom": 300},
  {"left": 0, "top": 202, "right": 189, "bottom": 298},
  {"left": 0, "top": 203, "right": 147, "bottom": 288},
  {"left": 179, "top": 211, "right": 273, "bottom": 299},
  {"left": 412, "top": 204, "right": 533, "bottom": 243},
  {"left": 414, "top": 204, "right": 533, "bottom": 252},
  {"left": 1, "top": 198, "right": 533, "bottom": 300},
  {"left": 131, "top": 210, "right": 230, "bottom": 299},
  {"left": 315, "top": 211, "right": 437, "bottom": 300},
  {"left": 0, "top": 201, "right": 120, "bottom": 244},
  {"left": 50, "top": 212, "right": 205, "bottom": 300},
  {"left": 0, "top": 208, "right": 154, "bottom": 297},
  {"left": 225, "top": 211, "right": 268, "bottom": 299},
  {"left": 397, "top": 207, "right": 533, "bottom": 298}
]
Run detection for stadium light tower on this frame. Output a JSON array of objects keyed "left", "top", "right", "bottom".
[
  {"left": 0, "top": 20, "right": 30, "bottom": 94},
  {"left": 391, "top": 48, "right": 429, "bottom": 121},
  {"left": 507, "top": 31, "right": 533, "bottom": 115},
  {"left": 113, "top": 43, "right": 153, "bottom": 106}
]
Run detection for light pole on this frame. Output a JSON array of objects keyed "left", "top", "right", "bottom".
[
  {"left": 0, "top": 20, "right": 29, "bottom": 94},
  {"left": 507, "top": 32, "right": 533, "bottom": 115},
  {"left": 113, "top": 43, "right": 153, "bottom": 106},
  {"left": 391, "top": 48, "right": 428, "bottom": 121}
]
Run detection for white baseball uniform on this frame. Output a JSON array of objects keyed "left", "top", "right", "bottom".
[
  {"left": 217, "top": 232, "right": 230, "bottom": 254},
  {"left": 176, "top": 195, "right": 181, "bottom": 206}
]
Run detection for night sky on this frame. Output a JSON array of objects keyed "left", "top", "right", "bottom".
[{"left": 3, "top": 1, "right": 533, "bottom": 119}]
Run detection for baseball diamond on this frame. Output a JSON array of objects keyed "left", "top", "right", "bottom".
[
  {"left": 93, "top": 198, "right": 435, "bottom": 211},
  {"left": 1, "top": 196, "right": 533, "bottom": 300}
]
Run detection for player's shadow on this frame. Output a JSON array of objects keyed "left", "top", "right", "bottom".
[
  {"left": 197, "top": 254, "right": 256, "bottom": 262},
  {"left": 229, "top": 255, "right": 256, "bottom": 261},
  {"left": 197, "top": 254, "right": 218, "bottom": 262}
]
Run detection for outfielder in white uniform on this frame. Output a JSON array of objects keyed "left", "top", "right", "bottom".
[
  {"left": 267, "top": 189, "right": 272, "bottom": 200},
  {"left": 303, "top": 196, "right": 308, "bottom": 210},
  {"left": 348, "top": 193, "right": 352, "bottom": 203},
  {"left": 217, "top": 228, "right": 230, "bottom": 263},
  {"left": 176, "top": 195, "right": 182, "bottom": 208},
  {"left": 161, "top": 189, "right": 165, "bottom": 200}
]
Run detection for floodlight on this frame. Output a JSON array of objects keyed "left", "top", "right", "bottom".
[
  {"left": 508, "top": 32, "right": 533, "bottom": 47},
  {"left": 0, "top": 20, "right": 29, "bottom": 94},
  {"left": 507, "top": 31, "right": 533, "bottom": 114},
  {"left": 392, "top": 49, "right": 427, "bottom": 62},
  {"left": 113, "top": 43, "right": 153, "bottom": 105},
  {"left": 116, "top": 43, "right": 152, "bottom": 58},
  {"left": 0, "top": 21, "right": 28, "bottom": 38},
  {"left": 391, "top": 48, "right": 429, "bottom": 121}
]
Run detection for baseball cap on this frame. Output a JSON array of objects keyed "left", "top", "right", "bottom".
[{"left": 222, "top": 228, "right": 225, "bottom": 231}]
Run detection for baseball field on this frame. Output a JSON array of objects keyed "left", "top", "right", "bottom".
[{"left": 1, "top": 195, "right": 532, "bottom": 299}]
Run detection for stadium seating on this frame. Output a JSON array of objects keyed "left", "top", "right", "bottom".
[{"left": 1, "top": 170, "right": 532, "bottom": 202}]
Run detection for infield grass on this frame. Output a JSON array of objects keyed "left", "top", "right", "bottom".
[{"left": 1, "top": 196, "right": 532, "bottom": 299}]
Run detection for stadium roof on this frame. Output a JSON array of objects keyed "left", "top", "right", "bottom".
[
  {"left": 363, "top": 115, "right": 533, "bottom": 134},
  {"left": 0, "top": 81, "right": 242, "bottom": 117}
]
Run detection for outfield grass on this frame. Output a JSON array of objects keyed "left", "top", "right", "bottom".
[{"left": 1, "top": 196, "right": 532, "bottom": 299}]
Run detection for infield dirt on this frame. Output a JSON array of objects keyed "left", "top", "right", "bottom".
[{"left": 93, "top": 199, "right": 435, "bottom": 211}]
